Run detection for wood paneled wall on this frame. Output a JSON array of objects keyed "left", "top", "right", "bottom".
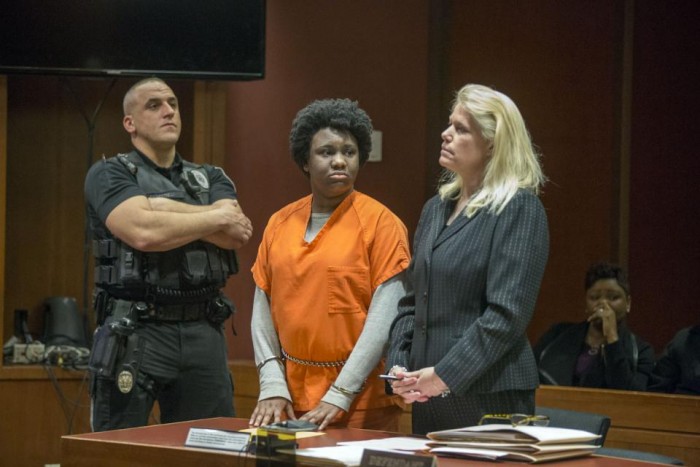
[
  {"left": 2, "top": 0, "right": 697, "bottom": 368},
  {"left": 444, "top": 1, "right": 624, "bottom": 344},
  {"left": 221, "top": 0, "right": 700, "bottom": 358},
  {"left": 1, "top": 1, "right": 699, "bottom": 465},
  {"left": 627, "top": 1, "right": 700, "bottom": 347},
  {"left": 222, "top": 0, "right": 432, "bottom": 358},
  {"left": 1, "top": 76, "right": 6, "bottom": 342},
  {"left": 0, "top": 367, "right": 91, "bottom": 466},
  {"left": 1, "top": 76, "right": 195, "bottom": 343}
]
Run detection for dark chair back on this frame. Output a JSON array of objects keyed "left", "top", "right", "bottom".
[{"left": 536, "top": 406, "right": 610, "bottom": 446}]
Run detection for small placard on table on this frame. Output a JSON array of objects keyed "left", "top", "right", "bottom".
[
  {"left": 185, "top": 428, "right": 250, "bottom": 452},
  {"left": 361, "top": 449, "right": 436, "bottom": 467}
]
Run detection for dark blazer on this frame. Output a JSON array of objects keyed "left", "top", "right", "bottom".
[
  {"left": 648, "top": 325, "right": 700, "bottom": 395},
  {"left": 388, "top": 189, "right": 549, "bottom": 431},
  {"left": 533, "top": 321, "right": 655, "bottom": 391}
]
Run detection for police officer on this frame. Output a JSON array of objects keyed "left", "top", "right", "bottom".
[{"left": 84, "top": 77, "right": 253, "bottom": 431}]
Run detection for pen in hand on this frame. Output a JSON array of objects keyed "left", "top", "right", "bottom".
[{"left": 378, "top": 374, "right": 403, "bottom": 381}]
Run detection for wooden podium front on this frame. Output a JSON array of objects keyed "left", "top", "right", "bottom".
[{"left": 60, "top": 418, "right": 667, "bottom": 467}]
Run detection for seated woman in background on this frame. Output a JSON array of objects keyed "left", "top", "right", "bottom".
[
  {"left": 648, "top": 325, "right": 700, "bottom": 395},
  {"left": 533, "top": 262, "right": 654, "bottom": 390}
]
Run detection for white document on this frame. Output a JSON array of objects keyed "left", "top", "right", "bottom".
[
  {"left": 184, "top": 428, "right": 250, "bottom": 452},
  {"left": 280, "top": 445, "right": 366, "bottom": 466},
  {"left": 429, "top": 441, "right": 599, "bottom": 453},
  {"left": 427, "top": 424, "right": 600, "bottom": 445},
  {"left": 338, "top": 436, "right": 432, "bottom": 451},
  {"left": 430, "top": 446, "right": 598, "bottom": 464}
]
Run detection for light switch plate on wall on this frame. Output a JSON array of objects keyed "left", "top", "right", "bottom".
[{"left": 368, "top": 130, "right": 382, "bottom": 162}]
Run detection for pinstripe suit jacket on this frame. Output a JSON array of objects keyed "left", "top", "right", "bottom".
[{"left": 388, "top": 189, "right": 549, "bottom": 396}]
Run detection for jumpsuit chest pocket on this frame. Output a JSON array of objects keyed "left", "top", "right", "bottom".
[{"left": 327, "top": 266, "right": 370, "bottom": 314}]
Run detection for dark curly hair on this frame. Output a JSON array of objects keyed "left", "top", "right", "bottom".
[
  {"left": 584, "top": 262, "right": 630, "bottom": 296},
  {"left": 289, "top": 98, "right": 373, "bottom": 173}
]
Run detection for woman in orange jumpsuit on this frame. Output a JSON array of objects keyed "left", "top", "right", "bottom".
[{"left": 249, "top": 99, "right": 410, "bottom": 431}]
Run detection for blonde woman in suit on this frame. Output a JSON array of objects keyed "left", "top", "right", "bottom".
[{"left": 386, "top": 84, "right": 549, "bottom": 435}]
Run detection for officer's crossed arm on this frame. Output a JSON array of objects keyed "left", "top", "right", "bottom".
[
  {"left": 106, "top": 195, "right": 252, "bottom": 252},
  {"left": 146, "top": 197, "right": 252, "bottom": 249}
]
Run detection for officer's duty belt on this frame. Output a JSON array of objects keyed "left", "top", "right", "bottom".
[{"left": 109, "top": 298, "right": 208, "bottom": 322}]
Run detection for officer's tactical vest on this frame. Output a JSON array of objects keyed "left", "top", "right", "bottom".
[{"left": 93, "top": 152, "right": 238, "bottom": 303}]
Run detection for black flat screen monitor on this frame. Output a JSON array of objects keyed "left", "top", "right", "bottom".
[{"left": 0, "top": 0, "right": 265, "bottom": 81}]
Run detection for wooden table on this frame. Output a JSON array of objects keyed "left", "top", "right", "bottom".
[{"left": 61, "top": 418, "right": 667, "bottom": 467}]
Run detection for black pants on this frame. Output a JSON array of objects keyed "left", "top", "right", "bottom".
[
  {"left": 91, "top": 319, "right": 234, "bottom": 431},
  {"left": 412, "top": 389, "right": 535, "bottom": 435}
]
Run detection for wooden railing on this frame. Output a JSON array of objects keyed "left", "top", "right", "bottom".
[
  {"left": 536, "top": 385, "right": 699, "bottom": 466},
  {"left": 2, "top": 360, "right": 696, "bottom": 466}
]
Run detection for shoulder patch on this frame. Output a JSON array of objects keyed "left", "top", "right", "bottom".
[
  {"left": 116, "top": 153, "right": 138, "bottom": 175},
  {"left": 190, "top": 170, "right": 209, "bottom": 189}
]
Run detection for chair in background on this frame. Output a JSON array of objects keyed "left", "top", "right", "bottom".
[
  {"left": 536, "top": 406, "right": 684, "bottom": 465},
  {"left": 536, "top": 406, "right": 610, "bottom": 446}
]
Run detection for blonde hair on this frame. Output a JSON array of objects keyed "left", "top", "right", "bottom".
[{"left": 438, "top": 84, "right": 545, "bottom": 217}]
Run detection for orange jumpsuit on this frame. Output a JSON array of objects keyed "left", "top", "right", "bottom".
[{"left": 252, "top": 191, "right": 410, "bottom": 412}]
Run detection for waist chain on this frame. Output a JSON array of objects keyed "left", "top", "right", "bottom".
[{"left": 281, "top": 347, "right": 347, "bottom": 368}]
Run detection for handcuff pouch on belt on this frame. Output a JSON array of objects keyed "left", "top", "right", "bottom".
[{"left": 206, "top": 293, "right": 235, "bottom": 325}]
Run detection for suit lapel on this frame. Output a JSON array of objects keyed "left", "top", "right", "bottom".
[
  {"left": 432, "top": 201, "right": 479, "bottom": 250},
  {"left": 425, "top": 201, "right": 446, "bottom": 251}
]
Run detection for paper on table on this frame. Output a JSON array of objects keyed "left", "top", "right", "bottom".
[
  {"left": 278, "top": 445, "right": 367, "bottom": 466},
  {"left": 430, "top": 446, "right": 598, "bottom": 464},
  {"left": 184, "top": 428, "right": 250, "bottom": 452},
  {"left": 285, "top": 443, "right": 434, "bottom": 467},
  {"left": 427, "top": 424, "right": 600, "bottom": 445},
  {"left": 338, "top": 436, "right": 432, "bottom": 451},
  {"left": 428, "top": 441, "right": 600, "bottom": 454}
]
